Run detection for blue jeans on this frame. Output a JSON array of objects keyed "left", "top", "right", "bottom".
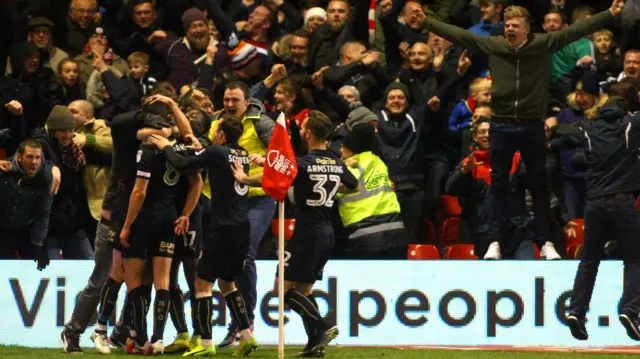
[
  {"left": 487, "top": 121, "right": 551, "bottom": 247},
  {"left": 234, "top": 196, "right": 276, "bottom": 325},
  {"left": 46, "top": 229, "right": 94, "bottom": 259},
  {"left": 562, "top": 177, "right": 586, "bottom": 218}
]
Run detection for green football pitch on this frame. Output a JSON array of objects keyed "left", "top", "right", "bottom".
[{"left": 2, "top": 346, "right": 640, "bottom": 359}]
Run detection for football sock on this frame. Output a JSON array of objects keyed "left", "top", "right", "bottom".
[
  {"left": 129, "top": 286, "right": 148, "bottom": 346},
  {"left": 194, "top": 296, "right": 213, "bottom": 340},
  {"left": 285, "top": 289, "right": 328, "bottom": 332},
  {"left": 224, "top": 290, "right": 251, "bottom": 332},
  {"left": 191, "top": 292, "right": 201, "bottom": 335},
  {"left": 150, "top": 289, "right": 171, "bottom": 343},
  {"left": 97, "top": 277, "right": 122, "bottom": 332},
  {"left": 169, "top": 286, "right": 189, "bottom": 334}
]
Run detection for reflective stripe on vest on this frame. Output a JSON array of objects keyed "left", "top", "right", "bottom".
[
  {"left": 349, "top": 221, "right": 405, "bottom": 239},
  {"left": 337, "top": 152, "right": 401, "bottom": 227},
  {"left": 339, "top": 165, "right": 394, "bottom": 204},
  {"left": 203, "top": 111, "right": 268, "bottom": 198}
]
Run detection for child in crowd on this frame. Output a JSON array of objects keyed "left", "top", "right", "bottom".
[
  {"left": 448, "top": 77, "right": 492, "bottom": 132},
  {"left": 592, "top": 29, "right": 623, "bottom": 80},
  {"left": 58, "top": 59, "right": 85, "bottom": 105},
  {"left": 126, "top": 51, "right": 156, "bottom": 101}
]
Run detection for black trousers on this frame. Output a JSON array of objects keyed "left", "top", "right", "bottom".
[{"left": 568, "top": 192, "right": 640, "bottom": 317}]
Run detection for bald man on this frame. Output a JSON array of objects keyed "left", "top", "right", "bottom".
[{"left": 61, "top": 100, "right": 115, "bottom": 354}]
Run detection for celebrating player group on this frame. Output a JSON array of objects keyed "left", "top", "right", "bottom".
[{"left": 59, "top": 88, "right": 352, "bottom": 358}]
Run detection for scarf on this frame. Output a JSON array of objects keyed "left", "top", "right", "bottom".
[
  {"left": 83, "top": 45, "right": 115, "bottom": 63},
  {"left": 60, "top": 142, "right": 86, "bottom": 170},
  {"left": 286, "top": 108, "right": 310, "bottom": 128},
  {"left": 465, "top": 150, "right": 520, "bottom": 185},
  {"left": 368, "top": 0, "right": 377, "bottom": 45}
]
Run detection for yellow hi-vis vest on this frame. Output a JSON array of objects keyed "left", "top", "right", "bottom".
[
  {"left": 337, "top": 151, "right": 401, "bottom": 227},
  {"left": 203, "top": 111, "right": 268, "bottom": 198}
]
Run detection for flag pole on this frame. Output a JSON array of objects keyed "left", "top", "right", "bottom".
[{"left": 277, "top": 200, "right": 285, "bottom": 359}]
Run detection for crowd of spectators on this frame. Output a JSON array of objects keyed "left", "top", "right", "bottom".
[{"left": 0, "top": 0, "right": 639, "bottom": 261}]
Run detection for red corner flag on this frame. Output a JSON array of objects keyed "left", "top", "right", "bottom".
[{"left": 262, "top": 112, "right": 298, "bottom": 202}]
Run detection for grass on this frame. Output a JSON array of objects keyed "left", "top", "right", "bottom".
[{"left": 1, "top": 346, "right": 640, "bottom": 359}]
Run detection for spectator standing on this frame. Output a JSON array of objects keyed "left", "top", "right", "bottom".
[
  {"left": 5, "top": 17, "right": 69, "bottom": 77},
  {"left": 74, "top": 27, "right": 129, "bottom": 88},
  {"left": 0, "top": 139, "right": 55, "bottom": 270},
  {"left": 155, "top": 7, "right": 212, "bottom": 91},
  {"left": 336, "top": 123, "right": 410, "bottom": 259},
  {"left": 57, "top": 0, "right": 99, "bottom": 57},
  {"left": 35, "top": 105, "right": 93, "bottom": 259},
  {"left": 422, "top": 0, "right": 624, "bottom": 253},
  {"left": 468, "top": 0, "right": 506, "bottom": 36},
  {"left": 307, "top": 0, "right": 371, "bottom": 71},
  {"left": 68, "top": 100, "right": 113, "bottom": 242}
]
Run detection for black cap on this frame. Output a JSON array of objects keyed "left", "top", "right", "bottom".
[
  {"left": 342, "top": 123, "right": 376, "bottom": 154},
  {"left": 576, "top": 71, "right": 600, "bottom": 96}
]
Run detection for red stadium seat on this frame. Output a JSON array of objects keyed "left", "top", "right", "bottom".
[
  {"left": 272, "top": 219, "right": 295, "bottom": 241},
  {"left": 439, "top": 195, "right": 462, "bottom": 216},
  {"left": 424, "top": 219, "right": 437, "bottom": 244},
  {"left": 408, "top": 244, "right": 440, "bottom": 260},
  {"left": 443, "top": 244, "right": 478, "bottom": 260},
  {"left": 637, "top": 196, "right": 640, "bottom": 212},
  {"left": 435, "top": 195, "right": 462, "bottom": 240},
  {"left": 439, "top": 218, "right": 461, "bottom": 246},
  {"left": 564, "top": 218, "right": 584, "bottom": 247}
]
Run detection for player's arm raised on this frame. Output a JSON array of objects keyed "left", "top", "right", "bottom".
[
  {"left": 149, "top": 135, "right": 209, "bottom": 171},
  {"left": 231, "top": 160, "right": 262, "bottom": 187},
  {"left": 147, "top": 94, "right": 194, "bottom": 139},
  {"left": 175, "top": 173, "right": 203, "bottom": 235}
]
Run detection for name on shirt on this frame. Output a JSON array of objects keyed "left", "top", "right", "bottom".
[
  {"left": 229, "top": 155, "right": 250, "bottom": 164},
  {"left": 309, "top": 158, "right": 343, "bottom": 174}
]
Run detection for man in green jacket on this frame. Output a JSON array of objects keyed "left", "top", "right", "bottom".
[{"left": 421, "top": 0, "right": 624, "bottom": 249}]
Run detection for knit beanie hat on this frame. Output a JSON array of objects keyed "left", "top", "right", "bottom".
[
  {"left": 384, "top": 82, "right": 410, "bottom": 103},
  {"left": 304, "top": 7, "right": 327, "bottom": 25},
  {"left": 182, "top": 7, "right": 207, "bottom": 32},
  {"left": 576, "top": 71, "right": 600, "bottom": 96},
  {"left": 229, "top": 41, "right": 260, "bottom": 69},
  {"left": 343, "top": 123, "right": 376, "bottom": 154},
  {"left": 346, "top": 106, "right": 378, "bottom": 129},
  {"left": 47, "top": 105, "right": 76, "bottom": 131}
]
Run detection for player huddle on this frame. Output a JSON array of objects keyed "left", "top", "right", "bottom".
[{"left": 60, "top": 90, "right": 355, "bottom": 358}]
